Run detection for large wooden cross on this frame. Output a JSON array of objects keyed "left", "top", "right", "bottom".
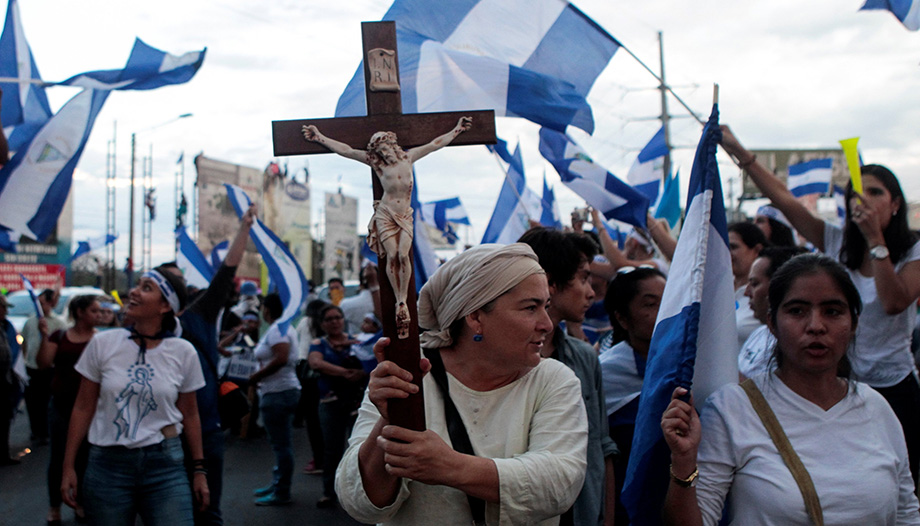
[{"left": 272, "top": 21, "right": 496, "bottom": 431}]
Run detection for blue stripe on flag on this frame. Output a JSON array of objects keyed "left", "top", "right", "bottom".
[
  {"left": 622, "top": 105, "right": 737, "bottom": 524},
  {"left": 787, "top": 157, "right": 832, "bottom": 198},
  {"left": 410, "top": 169, "right": 440, "bottom": 291},
  {"left": 59, "top": 38, "right": 206, "bottom": 91},
  {"left": 20, "top": 273, "right": 41, "bottom": 318},
  {"left": 225, "top": 184, "right": 309, "bottom": 332},
  {"left": 175, "top": 226, "right": 213, "bottom": 289},
  {"left": 482, "top": 141, "right": 541, "bottom": 244},
  {"left": 861, "top": 0, "right": 920, "bottom": 30}
]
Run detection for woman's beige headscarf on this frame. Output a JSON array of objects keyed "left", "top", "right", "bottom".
[{"left": 418, "top": 243, "right": 544, "bottom": 349}]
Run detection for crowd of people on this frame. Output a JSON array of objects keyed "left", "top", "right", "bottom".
[{"left": 2, "top": 122, "right": 920, "bottom": 526}]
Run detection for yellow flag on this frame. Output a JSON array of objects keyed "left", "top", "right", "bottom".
[
  {"left": 110, "top": 290, "right": 123, "bottom": 307},
  {"left": 839, "top": 137, "right": 861, "bottom": 195}
]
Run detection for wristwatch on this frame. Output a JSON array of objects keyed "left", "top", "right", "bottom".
[
  {"left": 869, "top": 245, "right": 890, "bottom": 260},
  {"left": 670, "top": 464, "right": 699, "bottom": 488}
]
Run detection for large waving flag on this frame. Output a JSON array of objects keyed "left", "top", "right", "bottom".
[
  {"left": 540, "top": 173, "right": 563, "bottom": 230},
  {"left": 0, "top": 88, "right": 109, "bottom": 241},
  {"left": 70, "top": 233, "right": 117, "bottom": 263},
  {"left": 420, "top": 197, "right": 469, "bottom": 244},
  {"left": 621, "top": 105, "right": 738, "bottom": 525},
  {"left": 58, "top": 38, "right": 206, "bottom": 91},
  {"left": 626, "top": 126, "right": 667, "bottom": 203},
  {"left": 175, "top": 226, "right": 213, "bottom": 290},
  {"left": 225, "top": 184, "right": 309, "bottom": 332},
  {"left": 861, "top": 0, "right": 920, "bottom": 30},
  {"left": 539, "top": 127, "right": 650, "bottom": 229},
  {"left": 0, "top": 40, "right": 205, "bottom": 242},
  {"left": 482, "top": 139, "right": 542, "bottom": 243},
  {"left": 336, "top": 0, "right": 620, "bottom": 134},
  {"left": 787, "top": 158, "right": 832, "bottom": 198},
  {"left": 0, "top": 0, "right": 53, "bottom": 153}
]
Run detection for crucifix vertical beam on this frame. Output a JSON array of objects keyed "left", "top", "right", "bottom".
[{"left": 272, "top": 21, "right": 496, "bottom": 432}]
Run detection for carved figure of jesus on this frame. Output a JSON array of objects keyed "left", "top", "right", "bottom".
[{"left": 302, "top": 116, "right": 472, "bottom": 338}]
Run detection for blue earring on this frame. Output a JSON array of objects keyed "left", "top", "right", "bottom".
[{"left": 473, "top": 333, "right": 483, "bottom": 342}]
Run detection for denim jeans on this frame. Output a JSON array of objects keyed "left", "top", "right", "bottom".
[
  {"left": 259, "top": 389, "right": 299, "bottom": 499},
  {"left": 83, "top": 436, "right": 194, "bottom": 526},
  {"left": 318, "top": 398, "right": 357, "bottom": 498}
]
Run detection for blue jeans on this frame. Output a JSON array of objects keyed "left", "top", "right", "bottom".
[
  {"left": 318, "top": 398, "right": 357, "bottom": 498},
  {"left": 259, "top": 389, "right": 299, "bottom": 499},
  {"left": 83, "top": 437, "right": 193, "bottom": 526}
]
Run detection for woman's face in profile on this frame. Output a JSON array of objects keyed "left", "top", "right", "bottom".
[
  {"left": 770, "top": 271, "right": 854, "bottom": 376},
  {"left": 476, "top": 274, "right": 553, "bottom": 370}
]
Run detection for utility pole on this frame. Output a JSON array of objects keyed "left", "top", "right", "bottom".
[{"left": 658, "top": 31, "right": 673, "bottom": 183}]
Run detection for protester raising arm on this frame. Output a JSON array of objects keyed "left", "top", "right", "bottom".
[
  {"left": 591, "top": 208, "right": 657, "bottom": 270},
  {"left": 719, "top": 126, "right": 825, "bottom": 248}
]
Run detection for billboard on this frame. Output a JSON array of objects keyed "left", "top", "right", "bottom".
[
  {"left": 323, "top": 192, "right": 359, "bottom": 282},
  {"left": 262, "top": 165, "right": 312, "bottom": 283}
]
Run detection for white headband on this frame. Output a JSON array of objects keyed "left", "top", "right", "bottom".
[{"left": 143, "top": 270, "right": 181, "bottom": 314}]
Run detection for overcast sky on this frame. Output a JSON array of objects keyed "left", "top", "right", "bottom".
[{"left": 9, "top": 0, "right": 919, "bottom": 265}]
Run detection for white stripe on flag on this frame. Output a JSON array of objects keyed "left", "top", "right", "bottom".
[{"left": 417, "top": 42, "right": 509, "bottom": 115}]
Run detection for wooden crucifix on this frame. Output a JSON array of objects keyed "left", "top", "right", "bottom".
[{"left": 272, "top": 21, "right": 496, "bottom": 431}]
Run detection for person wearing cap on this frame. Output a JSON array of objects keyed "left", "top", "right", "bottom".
[
  {"left": 337, "top": 243, "right": 588, "bottom": 525},
  {"left": 62, "top": 265, "right": 208, "bottom": 525},
  {"left": 754, "top": 205, "right": 796, "bottom": 247}
]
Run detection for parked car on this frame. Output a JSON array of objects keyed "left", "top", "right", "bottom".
[{"left": 5, "top": 286, "right": 107, "bottom": 332}]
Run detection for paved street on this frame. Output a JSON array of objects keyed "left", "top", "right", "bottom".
[{"left": 0, "top": 409, "right": 368, "bottom": 525}]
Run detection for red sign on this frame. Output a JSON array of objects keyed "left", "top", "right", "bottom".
[{"left": 0, "top": 263, "right": 66, "bottom": 292}]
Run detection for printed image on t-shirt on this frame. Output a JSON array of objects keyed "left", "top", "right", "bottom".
[{"left": 113, "top": 363, "right": 158, "bottom": 440}]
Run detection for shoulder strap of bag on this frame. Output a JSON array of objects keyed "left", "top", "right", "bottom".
[
  {"left": 740, "top": 379, "right": 824, "bottom": 526},
  {"left": 423, "top": 349, "right": 487, "bottom": 526}
]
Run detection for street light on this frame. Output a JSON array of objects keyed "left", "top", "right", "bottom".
[{"left": 127, "top": 113, "right": 193, "bottom": 287}]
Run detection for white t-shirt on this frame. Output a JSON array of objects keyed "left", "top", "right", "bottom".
[
  {"left": 295, "top": 317, "right": 315, "bottom": 361},
  {"left": 341, "top": 289, "right": 375, "bottom": 333},
  {"left": 696, "top": 372, "right": 920, "bottom": 526},
  {"left": 738, "top": 325, "right": 776, "bottom": 380},
  {"left": 253, "top": 322, "right": 300, "bottom": 394},
  {"left": 598, "top": 340, "right": 643, "bottom": 417},
  {"left": 824, "top": 223, "right": 920, "bottom": 387},
  {"left": 75, "top": 329, "right": 205, "bottom": 448},
  {"left": 336, "top": 358, "right": 588, "bottom": 526},
  {"left": 734, "top": 288, "right": 761, "bottom": 351}
]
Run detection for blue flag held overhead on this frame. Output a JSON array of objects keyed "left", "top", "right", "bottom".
[
  {"left": 540, "top": 174, "right": 563, "bottom": 230},
  {"left": 420, "top": 197, "right": 469, "bottom": 244},
  {"left": 70, "top": 233, "right": 117, "bottom": 262},
  {"left": 787, "top": 158, "right": 833, "bottom": 197},
  {"left": 0, "top": 0, "right": 53, "bottom": 153},
  {"left": 336, "top": 0, "right": 620, "bottom": 134},
  {"left": 861, "top": 0, "right": 920, "bottom": 30},
  {"left": 409, "top": 170, "right": 441, "bottom": 291},
  {"left": 482, "top": 139, "right": 542, "bottom": 244},
  {"left": 539, "top": 127, "right": 650, "bottom": 230},
  {"left": 627, "top": 126, "right": 667, "bottom": 203},
  {"left": 175, "top": 226, "right": 213, "bottom": 290},
  {"left": 621, "top": 105, "right": 737, "bottom": 525},
  {"left": 654, "top": 170, "right": 680, "bottom": 228},
  {"left": 225, "top": 184, "right": 309, "bottom": 332},
  {"left": 834, "top": 184, "right": 848, "bottom": 226}
]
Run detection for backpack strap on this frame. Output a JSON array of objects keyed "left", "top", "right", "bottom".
[
  {"left": 740, "top": 379, "right": 824, "bottom": 526},
  {"left": 423, "top": 349, "right": 487, "bottom": 526}
]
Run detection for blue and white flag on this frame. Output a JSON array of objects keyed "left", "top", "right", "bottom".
[
  {"left": 482, "top": 139, "right": 542, "bottom": 244},
  {"left": 0, "top": 40, "right": 204, "bottom": 242},
  {"left": 0, "top": 0, "right": 53, "bottom": 153},
  {"left": 421, "top": 196, "right": 469, "bottom": 244},
  {"left": 833, "top": 184, "right": 847, "bottom": 226},
  {"left": 336, "top": 0, "right": 620, "bottom": 134},
  {"left": 787, "top": 158, "right": 833, "bottom": 198},
  {"left": 175, "top": 226, "right": 213, "bottom": 290},
  {"left": 410, "top": 170, "right": 441, "bottom": 291},
  {"left": 209, "top": 240, "right": 229, "bottom": 271},
  {"left": 540, "top": 173, "right": 563, "bottom": 230},
  {"left": 225, "top": 184, "right": 309, "bottom": 332},
  {"left": 0, "top": 88, "right": 109, "bottom": 241},
  {"left": 622, "top": 105, "right": 738, "bottom": 525},
  {"left": 70, "top": 233, "right": 117, "bottom": 262},
  {"left": 20, "top": 273, "right": 41, "bottom": 318},
  {"left": 58, "top": 38, "right": 206, "bottom": 91},
  {"left": 861, "top": 0, "right": 920, "bottom": 30},
  {"left": 654, "top": 170, "right": 681, "bottom": 228},
  {"left": 627, "top": 126, "right": 667, "bottom": 203},
  {"left": 539, "top": 127, "right": 650, "bottom": 229}
]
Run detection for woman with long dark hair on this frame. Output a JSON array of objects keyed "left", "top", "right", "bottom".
[
  {"left": 722, "top": 127, "right": 920, "bottom": 484},
  {"left": 62, "top": 267, "right": 208, "bottom": 525},
  {"left": 662, "top": 255, "right": 919, "bottom": 524},
  {"left": 37, "top": 294, "right": 101, "bottom": 525}
]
